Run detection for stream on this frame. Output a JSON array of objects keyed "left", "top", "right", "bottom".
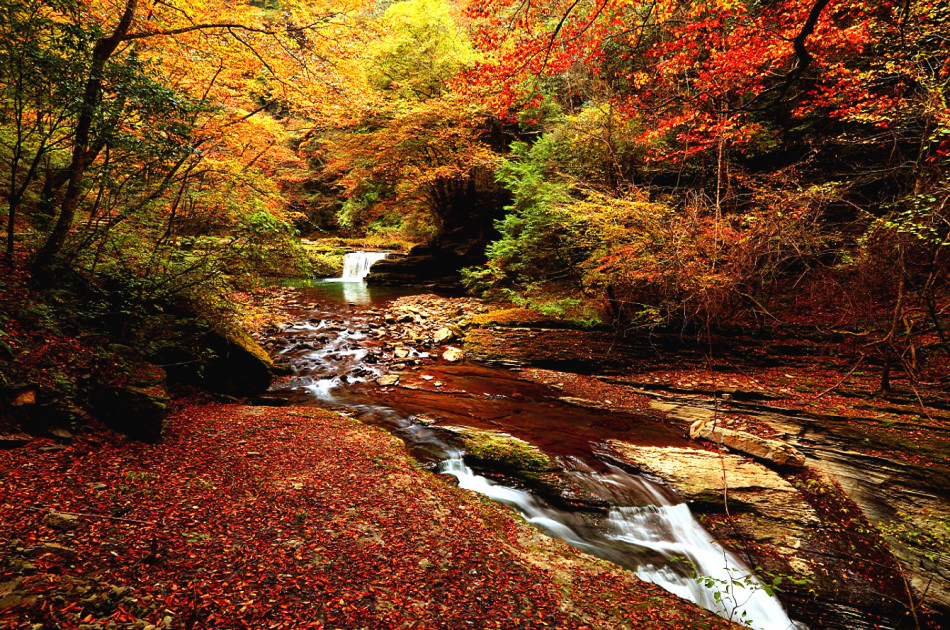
[{"left": 268, "top": 253, "right": 807, "bottom": 630}]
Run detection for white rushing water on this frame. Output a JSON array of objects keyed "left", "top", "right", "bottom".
[
  {"left": 440, "top": 455, "right": 805, "bottom": 630},
  {"left": 281, "top": 319, "right": 384, "bottom": 401},
  {"left": 338, "top": 251, "right": 388, "bottom": 281}
]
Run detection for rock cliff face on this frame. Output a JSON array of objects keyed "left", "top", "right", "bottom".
[
  {"left": 366, "top": 246, "right": 467, "bottom": 288},
  {"left": 367, "top": 175, "right": 509, "bottom": 287}
]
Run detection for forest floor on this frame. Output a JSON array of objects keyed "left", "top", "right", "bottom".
[{"left": 0, "top": 399, "right": 732, "bottom": 630}]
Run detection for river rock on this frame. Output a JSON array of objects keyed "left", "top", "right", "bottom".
[
  {"left": 436, "top": 426, "right": 553, "bottom": 474},
  {"left": 45, "top": 511, "right": 80, "bottom": 531},
  {"left": 433, "top": 327, "right": 454, "bottom": 343},
  {"left": 442, "top": 347, "right": 463, "bottom": 362},
  {"left": 689, "top": 419, "right": 806, "bottom": 468},
  {"left": 602, "top": 441, "right": 818, "bottom": 526},
  {"left": 377, "top": 375, "right": 400, "bottom": 387}
]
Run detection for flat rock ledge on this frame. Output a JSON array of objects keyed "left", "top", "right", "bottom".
[
  {"left": 689, "top": 419, "right": 807, "bottom": 468},
  {"left": 600, "top": 439, "right": 823, "bottom": 590},
  {"left": 602, "top": 441, "right": 816, "bottom": 524}
]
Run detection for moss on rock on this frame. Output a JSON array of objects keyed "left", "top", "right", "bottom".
[{"left": 438, "top": 426, "right": 554, "bottom": 474}]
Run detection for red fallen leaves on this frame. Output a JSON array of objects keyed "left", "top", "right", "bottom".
[{"left": 0, "top": 401, "right": 730, "bottom": 630}]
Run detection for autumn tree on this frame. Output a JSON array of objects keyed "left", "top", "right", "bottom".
[
  {"left": 311, "top": 0, "right": 510, "bottom": 254},
  {"left": 461, "top": 0, "right": 949, "bottom": 358},
  {"left": 0, "top": 0, "right": 370, "bottom": 289}
]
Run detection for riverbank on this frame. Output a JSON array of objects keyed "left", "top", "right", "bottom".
[{"left": 0, "top": 399, "right": 730, "bottom": 630}]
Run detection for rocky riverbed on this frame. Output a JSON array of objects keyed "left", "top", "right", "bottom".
[{"left": 259, "top": 290, "right": 948, "bottom": 629}]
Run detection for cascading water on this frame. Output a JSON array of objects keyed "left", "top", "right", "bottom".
[
  {"left": 339, "top": 251, "right": 388, "bottom": 281},
  {"left": 439, "top": 455, "right": 805, "bottom": 630},
  {"left": 272, "top": 297, "right": 806, "bottom": 630}
]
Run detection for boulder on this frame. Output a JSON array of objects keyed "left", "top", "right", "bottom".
[
  {"left": 433, "top": 327, "right": 455, "bottom": 344},
  {"left": 689, "top": 419, "right": 806, "bottom": 467},
  {"left": 442, "top": 347, "right": 464, "bottom": 362},
  {"left": 436, "top": 426, "right": 606, "bottom": 511},
  {"left": 376, "top": 375, "right": 400, "bottom": 387},
  {"left": 87, "top": 360, "right": 168, "bottom": 442},
  {"left": 150, "top": 318, "right": 274, "bottom": 397},
  {"left": 436, "top": 426, "right": 553, "bottom": 475},
  {"left": 200, "top": 325, "right": 274, "bottom": 396}
]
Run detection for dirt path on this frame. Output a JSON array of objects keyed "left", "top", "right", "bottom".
[{"left": 0, "top": 401, "right": 730, "bottom": 630}]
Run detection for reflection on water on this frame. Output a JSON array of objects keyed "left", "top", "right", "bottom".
[
  {"left": 270, "top": 278, "right": 424, "bottom": 306},
  {"left": 322, "top": 279, "right": 374, "bottom": 305}
]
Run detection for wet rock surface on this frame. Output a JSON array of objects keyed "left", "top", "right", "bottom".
[
  {"left": 624, "top": 391, "right": 950, "bottom": 618},
  {"left": 600, "top": 440, "right": 913, "bottom": 630},
  {"left": 366, "top": 246, "right": 470, "bottom": 288},
  {"left": 601, "top": 441, "right": 817, "bottom": 523},
  {"left": 464, "top": 328, "right": 639, "bottom": 371}
]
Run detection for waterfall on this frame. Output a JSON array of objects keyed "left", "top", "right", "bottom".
[
  {"left": 439, "top": 456, "right": 805, "bottom": 630},
  {"left": 340, "top": 251, "right": 388, "bottom": 281},
  {"left": 609, "top": 503, "right": 804, "bottom": 630}
]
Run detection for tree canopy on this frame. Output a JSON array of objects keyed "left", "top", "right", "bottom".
[{"left": 1, "top": 0, "right": 947, "bottom": 384}]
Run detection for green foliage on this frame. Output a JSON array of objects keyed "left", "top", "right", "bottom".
[
  {"left": 470, "top": 139, "right": 582, "bottom": 290},
  {"left": 469, "top": 114, "right": 841, "bottom": 331},
  {"left": 878, "top": 511, "right": 950, "bottom": 567},
  {"left": 312, "top": 0, "right": 502, "bottom": 246}
]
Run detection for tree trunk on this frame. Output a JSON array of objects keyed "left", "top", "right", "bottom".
[{"left": 31, "top": 0, "right": 138, "bottom": 285}]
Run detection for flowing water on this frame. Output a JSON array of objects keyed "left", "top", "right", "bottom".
[
  {"left": 335, "top": 251, "right": 389, "bottom": 282},
  {"left": 270, "top": 255, "right": 806, "bottom": 630}
]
